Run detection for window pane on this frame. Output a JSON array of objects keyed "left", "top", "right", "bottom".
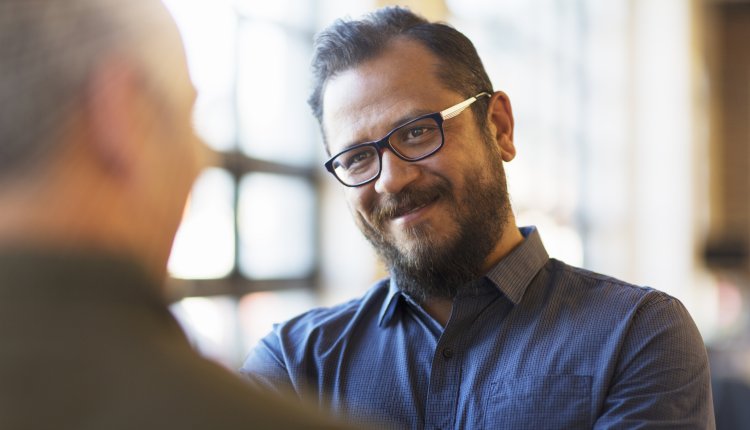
[
  {"left": 236, "top": 22, "right": 316, "bottom": 165},
  {"left": 169, "top": 168, "right": 235, "bottom": 279},
  {"left": 235, "top": 0, "right": 315, "bottom": 30},
  {"left": 193, "top": 93, "right": 237, "bottom": 152},
  {"left": 238, "top": 173, "right": 315, "bottom": 279}
]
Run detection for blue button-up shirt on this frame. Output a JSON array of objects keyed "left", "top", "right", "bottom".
[{"left": 242, "top": 227, "right": 714, "bottom": 429}]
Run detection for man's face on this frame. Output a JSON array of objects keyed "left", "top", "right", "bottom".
[{"left": 321, "top": 39, "right": 513, "bottom": 301}]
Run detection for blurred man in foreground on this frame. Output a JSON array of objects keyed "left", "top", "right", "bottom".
[
  {"left": 242, "top": 6, "right": 715, "bottom": 429},
  {"left": 0, "top": 1, "right": 346, "bottom": 428}
]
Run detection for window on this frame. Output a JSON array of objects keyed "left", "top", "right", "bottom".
[
  {"left": 162, "top": 0, "right": 322, "bottom": 366},
  {"left": 164, "top": 0, "right": 320, "bottom": 293}
]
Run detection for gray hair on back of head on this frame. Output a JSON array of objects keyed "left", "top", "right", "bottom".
[{"left": 0, "top": 0, "right": 169, "bottom": 177}]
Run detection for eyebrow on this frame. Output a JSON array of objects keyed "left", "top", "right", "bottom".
[{"left": 339, "top": 108, "right": 436, "bottom": 152}]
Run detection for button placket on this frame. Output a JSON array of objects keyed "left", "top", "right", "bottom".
[{"left": 442, "top": 347, "right": 454, "bottom": 359}]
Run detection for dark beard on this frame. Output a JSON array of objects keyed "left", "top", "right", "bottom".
[{"left": 356, "top": 144, "right": 511, "bottom": 304}]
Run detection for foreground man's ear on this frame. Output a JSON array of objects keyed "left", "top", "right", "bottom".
[{"left": 85, "top": 58, "right": 146, "bottom": 179}]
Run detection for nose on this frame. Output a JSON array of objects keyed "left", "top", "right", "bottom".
[{"left": 374, "top": 150, "right": 420, "bottom": 194}]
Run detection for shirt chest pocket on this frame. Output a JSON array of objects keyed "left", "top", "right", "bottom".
[{"left": 483, "top": 375, "right": 592, "bottom": 430}]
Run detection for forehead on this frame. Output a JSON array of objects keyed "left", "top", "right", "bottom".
[{"left": 321, "top": 38, "right": 457, "bottom": 153}]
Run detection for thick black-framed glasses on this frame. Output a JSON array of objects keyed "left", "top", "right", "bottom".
[{"left": 324, "top": 92, "right": 492, "bottom": 187}]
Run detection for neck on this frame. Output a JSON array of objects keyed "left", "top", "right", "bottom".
[
  {"left": 482, "top": 218, "right": 524, "bottom": 272},
  {"left": 0, "top": 209, "right": 168, "bottom": 286},
  {"left": 421, "top": 222, "right": 524, "bottom": 326},
  {"left": 0, "top": 174, "right": 169, "bottom": 286},
  {"left": 422, "top": 298, "right": 453, "bottom": 327}
]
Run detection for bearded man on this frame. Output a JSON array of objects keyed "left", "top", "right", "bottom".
[{"left": 241, "top": 7, "right": 714, "bottom": 429}]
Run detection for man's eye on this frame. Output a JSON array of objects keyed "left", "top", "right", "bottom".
[
  {"left": 400, "top": 125, "right": 437, "bottom": 144},
  {"left": 407, "top": 127, "right": 427, "bottom": 139},
  {"left": 349, "top": 151, "right": 372, "bottom": 165},
  {"left": 338, "top": 149, "right": 374, "bottom": 170}
]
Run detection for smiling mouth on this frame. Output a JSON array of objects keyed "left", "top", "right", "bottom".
[
  {"left": 371, "top": 182, "right": 449, "bottom": 228},
  {"left": 398, "top": 202, "right": 429, "bottom": 217},
  {"left": 392, "top": 195, "right": 439, "bottom": 220}
]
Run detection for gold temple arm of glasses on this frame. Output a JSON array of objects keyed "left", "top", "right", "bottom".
[{"left": 440, "top": 92, "right": 491, "bottom": 120}]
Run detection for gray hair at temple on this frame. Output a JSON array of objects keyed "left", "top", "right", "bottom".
[
  {"left": 308, "top": 6, "right": 494, "bottom": 151},
  {"left": 0, "top": 0, "right": 174, "bottom": 178}
]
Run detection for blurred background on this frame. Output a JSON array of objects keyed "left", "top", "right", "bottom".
[{"left": 160, "top": 0, "right": 750, "bottom": 421}]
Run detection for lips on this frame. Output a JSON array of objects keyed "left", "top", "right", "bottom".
[
  {"left": 372, "top": 190, "right": 442, "bottom": 227},
  {"left": 392, "top": 197, "right": 437, "bottom": 219}
]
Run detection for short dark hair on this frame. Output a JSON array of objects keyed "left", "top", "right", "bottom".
[{"left": 308, "top": 6, "right": 493, "bottom": 147}]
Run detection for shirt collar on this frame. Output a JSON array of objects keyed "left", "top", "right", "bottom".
[
  {"left": 378, "top": 226, "right": 549, "bottom": 326},
  {"left": 379, "top": 280, "right": 403, "bottom": 327},
  {"left": 485, "top": 226, "right": 549, "bottom": 305}
]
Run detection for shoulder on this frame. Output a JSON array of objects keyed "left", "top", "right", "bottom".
[
  {"left": 542, "top": 258, "right": 679, "bottom": 310},
  {"left": 240, "top": 278, "right": 392, "bottom": 390},
  {"left": 168, "top": 356, "right": 318, "bottom": 424},
  {"left": 524, "top": 258, "right": 701, "bottom": 342},
  {"left": 98, "top": 324, "right": 343, "bottom": 428}
]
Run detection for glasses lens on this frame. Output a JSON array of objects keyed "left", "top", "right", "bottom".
[
  {"left": 332, "top": 145, "right": 379, "bottom": 186},
  {"left": 390, "top": 116, "right": 443, "bottom": 160}
]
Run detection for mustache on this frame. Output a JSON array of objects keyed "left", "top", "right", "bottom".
[{"left": 369, "top": 180, "right": 451, "bottom": 227}]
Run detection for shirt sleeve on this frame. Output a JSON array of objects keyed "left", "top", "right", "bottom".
[
  {"left": 594, "top": 292, "right": 715, "bottom": 429},
  {"left": 239, "top": 329, "right": 298, "bottom": 398}
]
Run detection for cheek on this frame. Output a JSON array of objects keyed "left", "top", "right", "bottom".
[{"left": 345, "top": 187, "right": 375, "bottom": 219}]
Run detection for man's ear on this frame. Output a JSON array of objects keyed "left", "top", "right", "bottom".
[
  {"left": 84, "top": 58, "right": 145, "bottom": 178},
  {"left": 487, "top": 91, "right": 516, "bottom": 162}
]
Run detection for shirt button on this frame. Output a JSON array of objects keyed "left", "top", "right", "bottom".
[{"left": 442, "top": 348, "right": 454, "bottom": 359}]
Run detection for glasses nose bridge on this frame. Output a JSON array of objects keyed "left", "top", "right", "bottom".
[
  {"left": 373, "top": 132, "right": 397, "bottom": 156},
  {"left": 373, "top": 128, "right": 410, "bottom": 163},
  {"left": 374, "top": 140, "right": 421, "bottom": 193}
]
